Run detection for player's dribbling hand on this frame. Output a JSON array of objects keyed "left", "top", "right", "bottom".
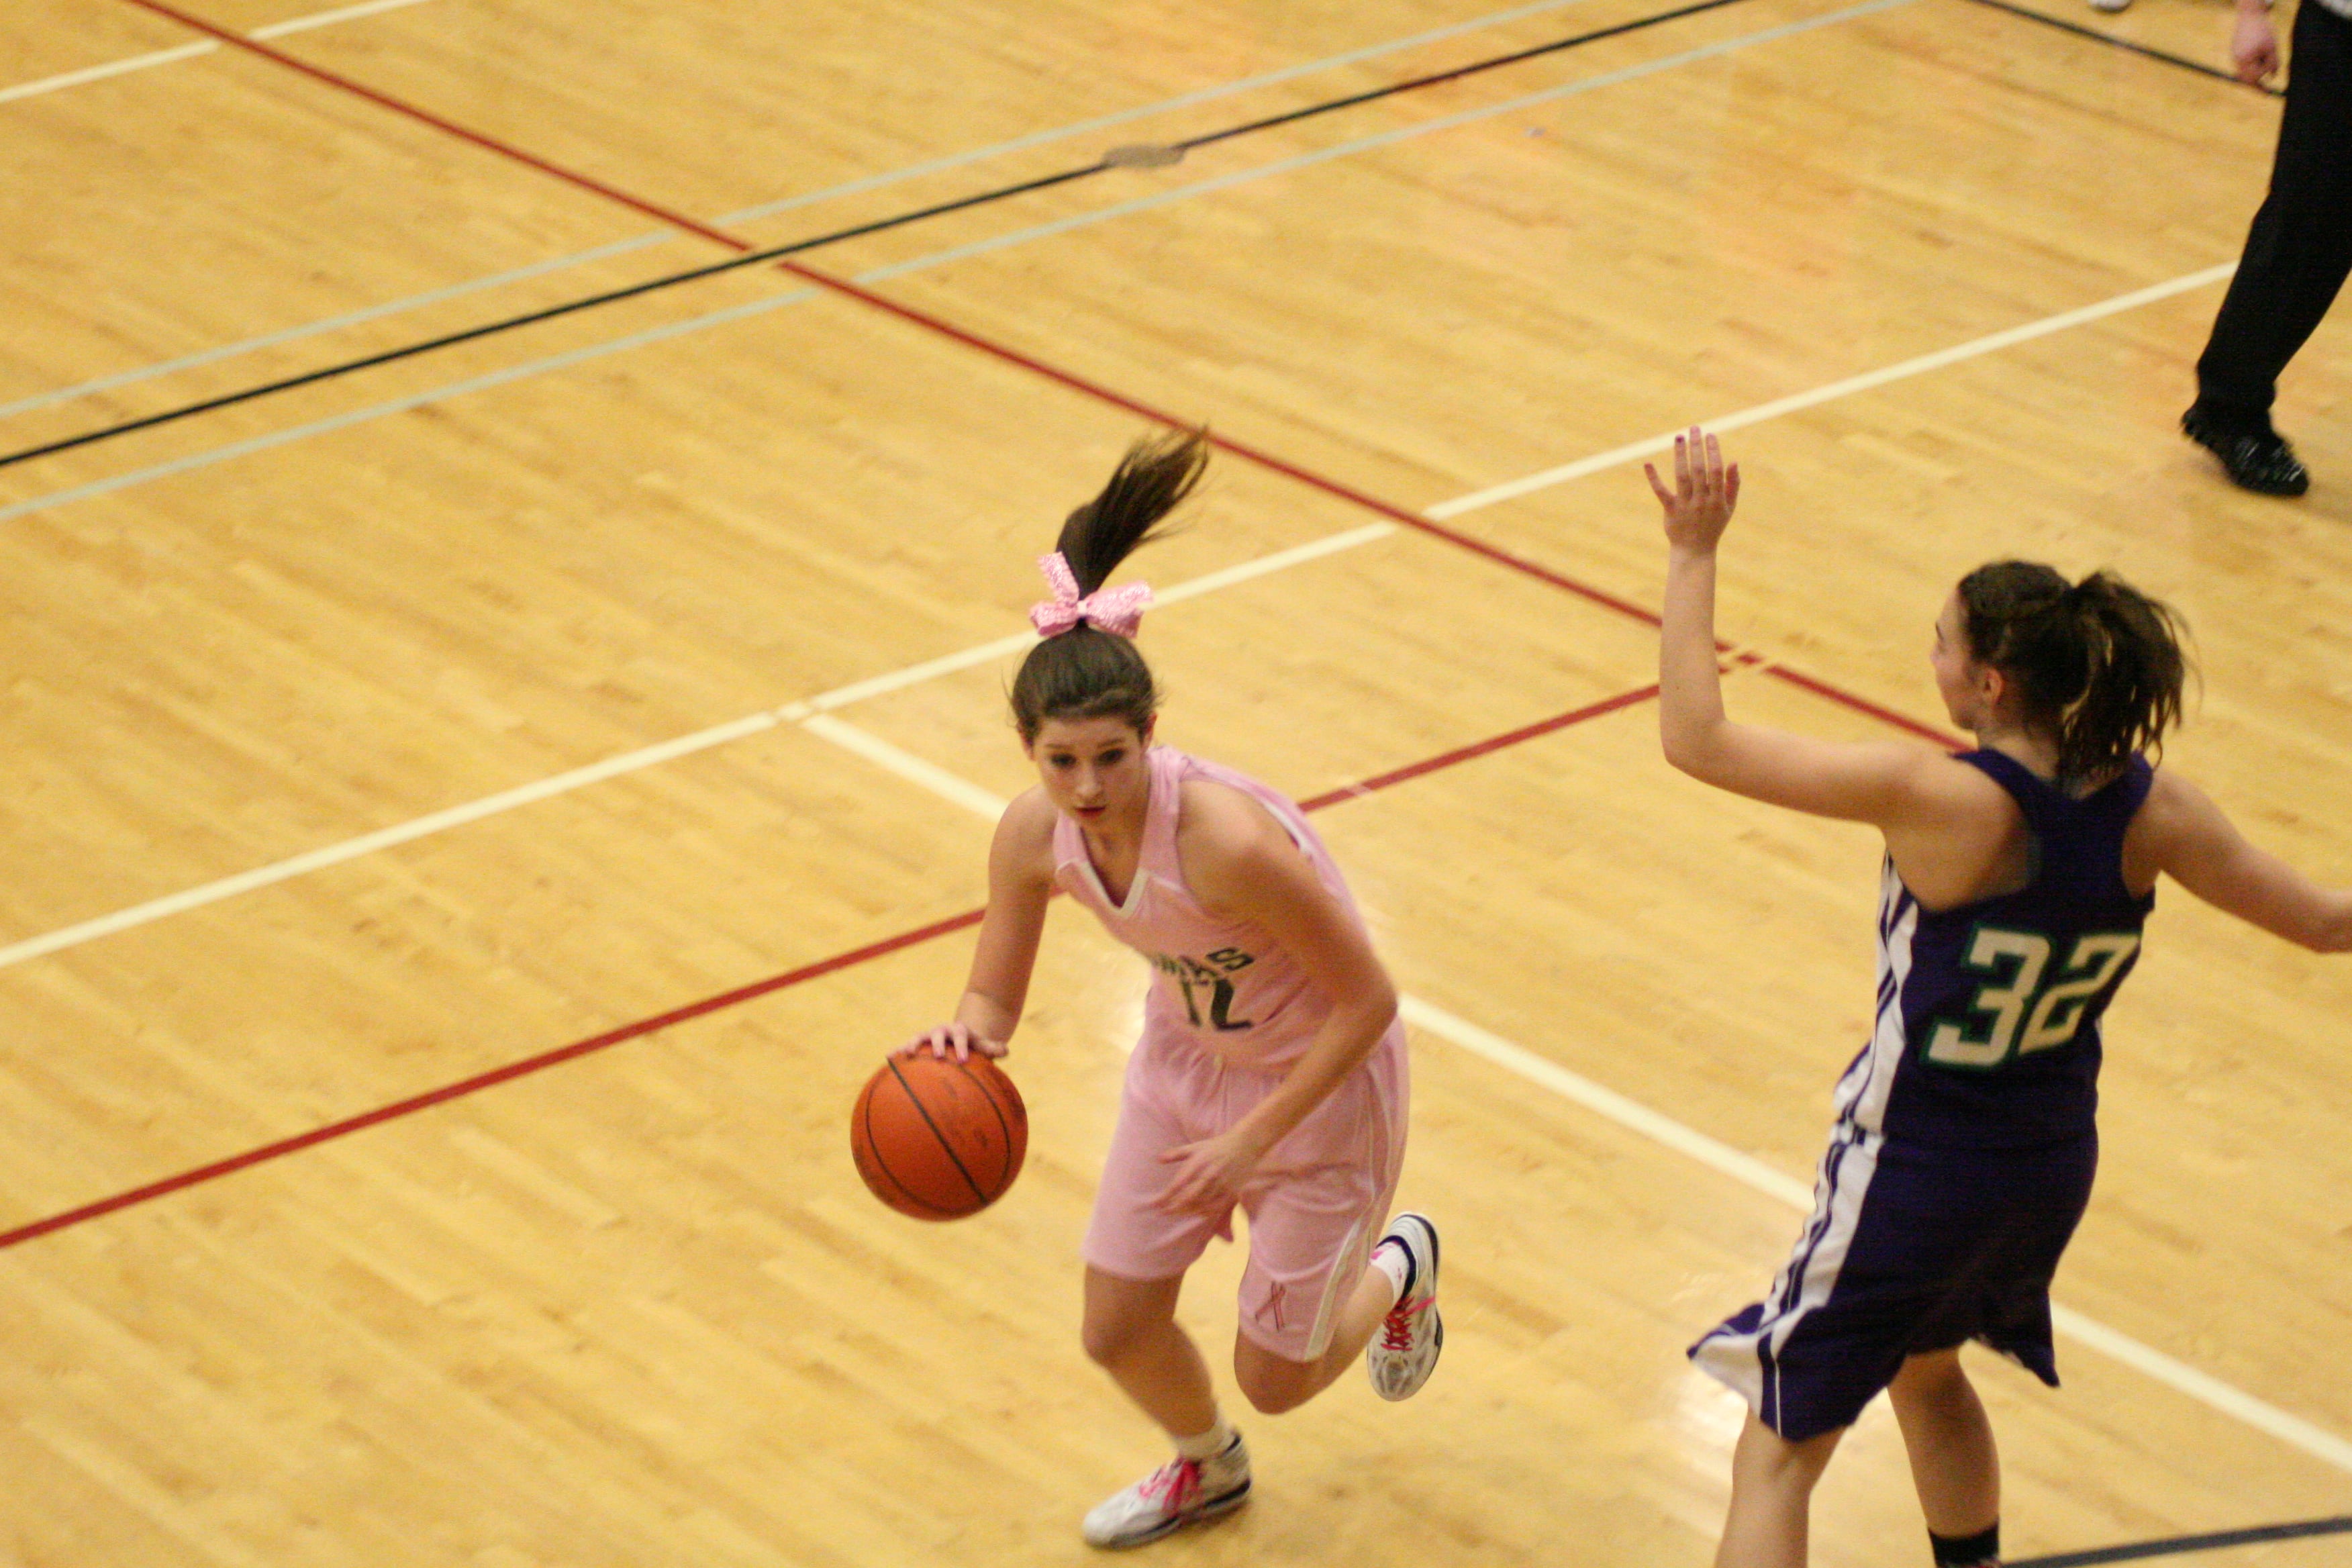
[
  {"left": 899, "top": 1022, "right": 1008, "bottom": 1063},
  {"left": 1155, "top": 1129, "right": 1261, "bottom": 1228},
  {"left": 1646, "top": 426, "right": 1741, "bottom": 552}
]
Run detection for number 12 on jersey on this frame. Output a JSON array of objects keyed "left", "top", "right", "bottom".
[{"left": 1924, "top": 926, "right": 2143, "bottom": 1070}]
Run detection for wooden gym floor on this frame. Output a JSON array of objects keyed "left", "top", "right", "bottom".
[{"left": 1, "top": 1, "right": 2348, "bottom": 1563}]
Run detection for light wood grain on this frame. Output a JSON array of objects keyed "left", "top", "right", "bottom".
[{"left": 0, "top": 0, "right": 2344, "bottom": 1563}]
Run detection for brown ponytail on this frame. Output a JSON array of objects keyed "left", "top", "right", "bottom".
[
  {"left": 1009, "top": 429, "right": 1208, "bottom": 743},
  {"left": 1957, "top": 561, "right": 2192, "bottom": 783}
]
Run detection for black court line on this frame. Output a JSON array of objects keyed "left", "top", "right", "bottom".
[
  {"left": 1957, "top": 0, "right": 2285, "bottom": 97},
  {"left": 2012, "top": 1514, "right": 2352, "bottom": 1567},
  {"left": 0, "top": 0, "right": 1767, "bottom": 474},
  {"left": 1163, "top": 0, "right": 1759, "bottom": 153}
]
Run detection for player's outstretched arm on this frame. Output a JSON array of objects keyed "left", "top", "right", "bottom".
[
  {"left": 903, "top": 789, "right": 1059, "bottom": 1060},
  {"left": 2135, "top": 771, "right": 2352, "bottom": 952},
  {"left": 1651, "top": 428, "right": 1947, "bottom": 829}
]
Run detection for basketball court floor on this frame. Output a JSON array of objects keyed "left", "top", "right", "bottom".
[{"left": 2, "top": 1, "right": 2349, "bottom": 1563}]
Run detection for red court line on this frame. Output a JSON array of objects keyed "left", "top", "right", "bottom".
[
  {"left": 750, "top": 256, "right": 1958, "bottom": 748},
  {"left": 0, "top": 683, "right": 1663, "bottom": 1253},
  {"left": 113, "top": 0, "right": 751, "bottom": 252},
  {"left": 769, "top": 255, "right": 1671, "bottom": 630},
  {"left": 0, "top": 908, "right": 983, "bottom": 1251},
  {"left": 1300, "top": 684, "right": 1661, "bottom": 808},
  {"left": 116, "top": 0, "right": 1953, "bottom": 735}
]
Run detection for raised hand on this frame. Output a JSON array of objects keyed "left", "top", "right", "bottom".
[
  {"left": 1645, "top": 426, "right": 1741, "bottom": 552},
  {"left": 897, "top": 1020, "right": 1008, "bottom": 1063},
  {"left": 2231, "top": 5, "right": 2280, "bottom": 85}
]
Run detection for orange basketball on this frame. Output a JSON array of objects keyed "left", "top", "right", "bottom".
[{"left": 851, "top": 1052, "right": 1028, "bottom": 1220}]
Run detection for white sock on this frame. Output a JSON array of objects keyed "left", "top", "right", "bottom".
[
  {"left": 1369, "top": 1238, "right": 1412, "bottom": 1306},
  {"left": 1174, "top": 1417, "right": 1234, "bottom": 1462}
]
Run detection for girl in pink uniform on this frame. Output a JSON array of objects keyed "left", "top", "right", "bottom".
[{"left": 904, "top": 430, "right": 1442, "bottom": 1549}]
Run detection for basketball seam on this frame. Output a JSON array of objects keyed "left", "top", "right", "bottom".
[
  {"left": 861, "top": 1078, "right": 961, "bottom": 1218},
  {"left": 885, "top": 1057, "right": 991, "bottom": 1208},
  {"left": 953, "top": 1057, "right": 1020, "bottom": 1188}
]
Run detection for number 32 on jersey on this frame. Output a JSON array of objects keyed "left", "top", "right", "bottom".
[{"left": 1924, "top": 926, "right": 2143, "bottom": 1070}]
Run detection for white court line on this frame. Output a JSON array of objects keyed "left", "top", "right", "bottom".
[
  {"left": 0, "top": 0, "right": 1912, "bottom": 528},
  {"left": 249, "top": 0, "right": 435, "bottom": 40},
  {"left": 773, "top": 521, "right": 1398, "bottom": 720},
  {"left": 804, "top": 716, "right": 2352, "bottom": 1479},
  {"left": 716, "top": 0, "right": 1604, "bottom": 230},
  {"left": 13, "top": 0, "right": 2333, "bottom": 1477},
  {"left": 1154, "top": 522, "right": 1400, "bottom": 603},
  {"left": 0, "top": 289, "right": 819, "bottom": 527},
  {"left": 0, "top": 0, "right": 432, "bottom": 107},
  {"left": 1399, "top": 997, "right": 2352, "bottom": 1475},
  {"left": 799, "top": 718, "right": 1008, "bottom": 814},
  {"left": 0, "top": 1, "right": 2242, "bottom": 977},
  {"left": 1427, "top": 262, "right": 2243, "bottom": 518},
  {"left": 0, "top": 0, "right": 1599, "bottom": 420},
  {"left": 0, "top": 524, "right": 1396, "bottom": 972},
  {"left": 0, "top": 234, "right": 2246, "bottom": 957},
  {"left": 2044, "top": 1306, "right": 2352, "bottom": 1472},
  {"left": 0, "top": 43, "right": 217, "bottom": 105},
  {"left": 801, "top": 716, "right": 1012, "bottom": 822},
  {"left": 1395, "top": 995, "right": 1814, "bottom": 1206},
  {"left": 0, "top": 234, "right": 673, "bottom": 424},
  {"left": 854, "top": 0, "right": 1921, "bottom": 285},
  {"left": 0, "top": 714, "right": 780, "bottom": 972}
]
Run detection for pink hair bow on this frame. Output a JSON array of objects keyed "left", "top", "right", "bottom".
[{"left": 1029, "top": 552, "right": 1153, "bottom": 638}]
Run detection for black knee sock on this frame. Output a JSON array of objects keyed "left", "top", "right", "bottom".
[{"left": 1930, "top": 1522, "right": 1999, "bottom": 1567}]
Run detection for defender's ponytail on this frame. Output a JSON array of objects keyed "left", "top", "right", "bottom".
[
  {"left": 1009, "top": 430, "right": 1208, "bottom": 743},
  {"left": 1957, "top": 561, "right": 2190, "bottom": 783}
]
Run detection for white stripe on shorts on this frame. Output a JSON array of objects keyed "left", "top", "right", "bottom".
[
  {"left": 1693, "top": 1126, "right": 1884, "bottom": 1428},
  {"left": 1301, "top": 1214, "right": 1373, "bottom": 1363}
]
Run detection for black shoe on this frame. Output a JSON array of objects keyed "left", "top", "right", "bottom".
[{"left": 2182, "top": 405, "right": 2310, "bottom": 495}]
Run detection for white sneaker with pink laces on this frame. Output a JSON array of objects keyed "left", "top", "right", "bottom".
[
  {"left": 1367, "top": 1212, "right": 1442, "bottom": 1401},
  {"left": 1080, "top": 1432, "right": 1251, "bottom": 1549}
]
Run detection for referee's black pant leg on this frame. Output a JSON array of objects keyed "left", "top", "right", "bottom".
[{"left": 2196, "top": 0, "right": 2352, "bottom": 426}]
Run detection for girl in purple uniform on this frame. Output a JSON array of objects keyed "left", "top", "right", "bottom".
[
  {"left": 1651, "top": 428, "right": 2352, "bottom": 1568},
  {"left": 904, "top": 431, "right": 1441, "bottom": 1550}
]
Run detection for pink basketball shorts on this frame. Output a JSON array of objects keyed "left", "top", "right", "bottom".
[{"left": 1083, "top": 1014, "right": 1409, "bottom": 1361}]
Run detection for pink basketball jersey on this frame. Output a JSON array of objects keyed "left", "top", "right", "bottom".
[{"left": 1053, "top": 746, "right": 1371, "bottom": 1070}]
